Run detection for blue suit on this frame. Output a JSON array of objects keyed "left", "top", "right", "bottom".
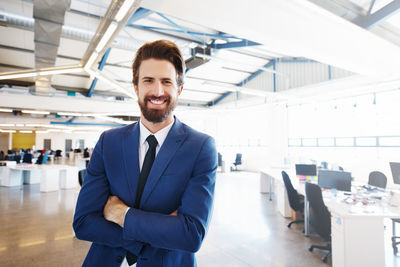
[{"left": 73, "top": 118, "right": 217, "bottom": 267}]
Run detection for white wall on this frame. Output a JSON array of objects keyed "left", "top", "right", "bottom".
[
  {"left": 176, "top": 103, "right": 288, "bottom": 172},
  {"left": 286, "top": 89, "right": 400, "bottom": 186},
  {"left": 35, "top": 132, "right": 101, "bottom": 152}
]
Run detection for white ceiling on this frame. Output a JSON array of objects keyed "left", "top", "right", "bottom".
[{"left": 0, "top": 0, "right": 400, "bottom": 129}]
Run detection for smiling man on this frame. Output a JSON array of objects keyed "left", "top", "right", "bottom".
[{"left": 73, "top": 40, "right": 217, "bottom": 267}]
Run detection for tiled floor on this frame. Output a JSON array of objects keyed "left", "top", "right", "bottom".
[{"left": 1, "top": 170, "right": 398, "bottom": 266}]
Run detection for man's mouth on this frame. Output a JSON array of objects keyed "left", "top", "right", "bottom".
[{"left": 149, "top": 98, "right": 166, "bottom": 105}]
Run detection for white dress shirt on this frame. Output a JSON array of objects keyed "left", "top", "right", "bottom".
[{"left": 121, "top": 119, "right": 175, "bottom": 267}]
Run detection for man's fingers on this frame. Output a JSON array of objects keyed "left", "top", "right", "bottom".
[{"left": 170, "top": 210, "right": 177, "bottom": 216}]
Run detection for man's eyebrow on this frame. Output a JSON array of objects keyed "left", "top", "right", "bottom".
[{"left": 141, "top": 76, "right": 153, "bottom": 80}]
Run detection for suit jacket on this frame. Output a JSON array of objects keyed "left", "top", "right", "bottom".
[{"left": 73, "top": 118, "right": 217, "bottom": 267}]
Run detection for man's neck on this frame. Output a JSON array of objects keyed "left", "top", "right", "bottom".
[{"left": 140, "top": 115, "right": 174, "bottom": 133}]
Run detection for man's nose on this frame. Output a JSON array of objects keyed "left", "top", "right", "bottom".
[{"left": 152, "top": 81, "right": 164, "bottom": 96}]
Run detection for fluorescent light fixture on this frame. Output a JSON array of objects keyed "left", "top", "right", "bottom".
[
  {"left": 57, "top": 112, "right": 85, "bottom": 117},
  {"left": 115, "top": 0, "right": 136, "bottom": 21},
  {"left": 25, "top": 124, "right": 44, "bottom": 127},
  {"left": 15, "top": 124, "right": 24, "bottom": 127},
  {"left": 0, "top": 130, "right": 16, "bottom": 133},
  {"left": 0, "top": 65, "right": 82, "bottom": 80},
  {"left": 35, "top": 131, "right": 48, "bottom": 134},
  {"left": 0, "top": 123, "right": 14, "bottom": 127},
  {"left": 19, "top": 130, "right": 32, "bottom": 133},
  {"left": 47, "top": 129, "right": 62, "bottom": 132},
  {"left": 85, "top": 52, "right": 99, "bottom": 69},
  {"left": 86, "top": 69, "right": 136, "bottom": 99},
  {"left": 0, "top": 72, "right": 37, "bottom": 80},
  {"left": 95, "top": 22, "right": 118, "bottom": 53},
  {"left": 21, "top": 110, "right": 50, "bottom": 115},
  {"left": 39, "top": 67, "right": 83, "bottom": 76},
  {"left": 0, "top": 108, "right": 13, "bottom": 112}
]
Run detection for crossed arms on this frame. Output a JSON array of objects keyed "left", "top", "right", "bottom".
[{"left": 73, "top": 133, "right": 217, "bottom": 254}]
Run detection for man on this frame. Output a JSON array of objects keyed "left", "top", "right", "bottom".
[{"left": 73, "top": 40, "right": 217, "bottom": 267}]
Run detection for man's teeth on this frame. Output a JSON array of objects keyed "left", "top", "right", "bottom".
[{"left": 150, "top": 99, "right": 164, "bottom": 104}]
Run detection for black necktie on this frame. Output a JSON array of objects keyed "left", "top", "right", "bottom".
[{"left": 127, "top": 134, "right": 158, "bottom": 265}]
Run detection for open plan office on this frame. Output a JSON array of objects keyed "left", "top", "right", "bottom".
[{"left": 2, "top": 0, "right": 400, "bottom": 266}]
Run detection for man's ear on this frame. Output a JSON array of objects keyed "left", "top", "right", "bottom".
[
  {"left": 177, "top": 85, "right": 183, "bottom": 96},
  {"left": 134, "top": 84, "right": 138, "bottom": 95}
]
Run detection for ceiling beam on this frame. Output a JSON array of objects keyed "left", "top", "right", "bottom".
[{"left": 353, "top": 0, "right": 400, "bottom": 29}]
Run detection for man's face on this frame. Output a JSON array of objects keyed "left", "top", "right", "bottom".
[{"left": 134, "top": 58, "right": 182, "bottom": 123}]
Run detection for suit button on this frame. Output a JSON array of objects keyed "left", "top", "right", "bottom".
[{"left": 116, "top": 256, "right": 123, "bottom": 263}]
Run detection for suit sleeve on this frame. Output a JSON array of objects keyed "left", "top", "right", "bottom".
[
  {"left": 123, "top": 136, "right": 217, "bottom": 253},
  {"left": 72, "top": 132, "right": 143, "bottom": 255}
]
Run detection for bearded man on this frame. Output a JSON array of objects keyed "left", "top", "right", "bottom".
[{"left": 73, "top": 40, "right": 217, "bottom": 267}]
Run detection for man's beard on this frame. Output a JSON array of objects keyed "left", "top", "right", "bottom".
[{"left": 138, "top": 94, "right": 177, "bottom": 123}]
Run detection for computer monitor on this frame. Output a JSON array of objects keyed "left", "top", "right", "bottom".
[
  {"left": 318, "top": 170, "right": 352, "bottom": 192},
  {"left": 390, "top": 162, "right": 400, "bottom": 185},
  {"left": 295, "top": 164, "right": 317, "bottom": 176},
  {"left": 295, "top": 164, "right": 317, "bottom": 181}
]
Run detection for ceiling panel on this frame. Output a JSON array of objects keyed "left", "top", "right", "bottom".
[
  {"left": 0, "top": 48, "right": 34, "bottom": 69},
  {"left": 58, "top": 38, "right": 89, "bottom": 59},
  {"left": 0, "top": 27, "right": 34, "bottom": 50}
]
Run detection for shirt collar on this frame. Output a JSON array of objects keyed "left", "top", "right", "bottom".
[{"left": 139, "top": 118, "right": 175, "bottom": 148}]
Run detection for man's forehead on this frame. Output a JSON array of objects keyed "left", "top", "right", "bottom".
[{"left": 138, "top": 58, "right": 177, "bottom": 78}]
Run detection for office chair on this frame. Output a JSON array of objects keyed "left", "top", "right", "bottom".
[
  {"left": 232, "top": 153, "right": 242, "bottom": 171},
  {"left": 22, "top": 153, "right": 33, "bottom": 164},
  {"left": 55, "top": 150, "right": 62, "bottom": 159},
  {"left": 368, "top": 171, "right": 387, "bottom": 189},
  {"left": 217, "top": 152, "right": 223, "bottom": 167},
  {"left": 281, "top": 171, "right": 304, "bottom": 228},
  {"left": 306, "top": 182, "right": 331, "bottom": 263},
  {"left": 78, "top": 169, "right": 87, "bottom": 187}
]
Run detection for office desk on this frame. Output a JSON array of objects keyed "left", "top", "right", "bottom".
[
  {"left": 259, "top": 167, "right": 293, "bottom": 218},
  {"left": 5, "top": 165, "right": 79, "bottom": 192},
  {"left": 260, "top": 167, "right": 400, "bottom": 267},
  {"left": 323, "top": 190, "right": 399, "bottom": 267}
]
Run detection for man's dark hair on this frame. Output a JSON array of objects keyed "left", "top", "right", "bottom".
[{"left": 132, "top": 40, "right": 185, "bottom": 87}]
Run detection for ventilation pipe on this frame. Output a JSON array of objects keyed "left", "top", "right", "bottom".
[{"left": 33, "top": 0, "right": 71, "bottom": 95}]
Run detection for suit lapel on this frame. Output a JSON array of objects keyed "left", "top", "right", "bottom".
[
  {"left": 122, "top": 123, "right": 141, "bottom": 205},
  {"left": 140, "top": 118, "right": 187, "bottom": 206}
]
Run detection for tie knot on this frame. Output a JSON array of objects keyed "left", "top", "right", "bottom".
[{"left": 146, "top": 135, "right": 158, "bottom": 148}]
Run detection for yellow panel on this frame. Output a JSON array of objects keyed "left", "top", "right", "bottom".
[{"left": 12, "top": 132, "right": 36, "bottom": 150}]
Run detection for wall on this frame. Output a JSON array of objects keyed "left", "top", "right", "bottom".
[
  {"left": 0, "top": 133, "right": 10, "bottom": 152},
  {"left": 12, "top": 132, "right": 36, "bottom": 150},
  {"left": 286, "top": 89, "right": 400, "bottom": 186},
  {"left": 176, "top": 103, "right": 288, "bottom": 172},
  {"left": 35, "top": 132, "right": 102, "bottom": 152}
]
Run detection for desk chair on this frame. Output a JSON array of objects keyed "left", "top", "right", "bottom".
[
  {"left": 368, "top": 171, "right": 387, "bottom": 189},
  {"left": 232, "top": 153, "right": 242, "bottom": 171},
  {"left": 55, "top": 150, "right": 62, "bottom": 159},
  {"left": 78, "top": 169, "right": 87, "bottom": 187},
  {"left": 306, "top": 182, "right": 331, "bottom": 263},
  {"left": 282, "top": 171, "right": 304, "bottom": 228}
]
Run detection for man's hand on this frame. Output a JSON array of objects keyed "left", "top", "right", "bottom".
[
  {"left": 103, "top": 195, "right": 129, "bottom": 227},
  {"left": 170, "top": 210, "right": 177, "bottom": 216}
]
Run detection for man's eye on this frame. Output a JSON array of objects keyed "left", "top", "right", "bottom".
[
  {"left": 144, "top": 79, "right": 152, "bottom": 83},
  {"left": 163, "top": 80, "right": 172, "bottom": 84}
]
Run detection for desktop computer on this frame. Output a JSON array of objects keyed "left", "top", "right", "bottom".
[
  {"left": 390, "top": 162, "right": 400, "bottom": 185},
  {"left": 295, "top": 164, "right": 317, "bottom": 181},
  {"left": 318, "top": 169, "right": 352, "bottom": 192}
]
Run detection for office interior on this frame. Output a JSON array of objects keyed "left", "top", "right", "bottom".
[{"left": 2, "top": 0, "right": 400, "bottom": 266}]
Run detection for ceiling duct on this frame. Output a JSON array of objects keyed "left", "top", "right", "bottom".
[
  {"left": 185, "top": 46, "right": 211, "bottom": 69},
  {"left": 33, "top": 0, "right": 71, "bottom": 95}
]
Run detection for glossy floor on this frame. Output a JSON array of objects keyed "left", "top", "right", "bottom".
[{"left": 1, "top": 171, "right": 399, "bottom": 266}]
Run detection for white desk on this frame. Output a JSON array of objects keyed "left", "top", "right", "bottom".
[
  {"left": 259, "top": 167, "right": 293, "bottom": 218},
  {"left": 260, "top": 167, "right": 400, "bottom": 267},
  {"left": 5, "top": 164, "right": 79, "bottom": 192},
  {"left": 323, "top": 191, "right": 400, "bottom": 267}
]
